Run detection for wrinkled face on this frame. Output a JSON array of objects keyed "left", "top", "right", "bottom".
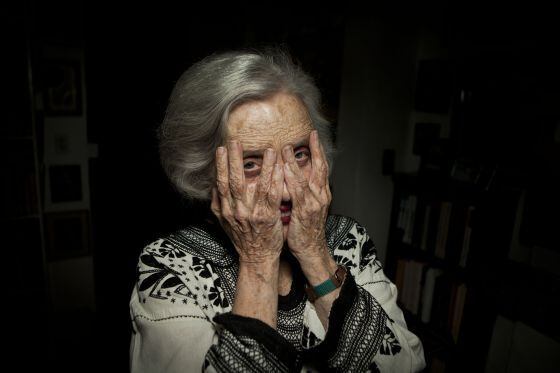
[{"left": 226, "top": 92, "right": 315, "bottom": 238}]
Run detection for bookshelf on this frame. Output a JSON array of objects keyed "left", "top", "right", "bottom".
[{"left": 386, "top": 172, "right": 519, "bottom": 372}]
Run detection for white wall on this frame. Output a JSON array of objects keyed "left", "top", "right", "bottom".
[{"left": 331, "top": 16, "right": 418, "bottom": 263}]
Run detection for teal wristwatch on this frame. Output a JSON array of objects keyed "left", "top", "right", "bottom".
[{"left": 305, "top": 265, "right": 347, "bottom": 302}]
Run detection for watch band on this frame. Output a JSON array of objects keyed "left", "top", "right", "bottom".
[{"left": 305, "top": 265, "right": 347, "bottom": 302}]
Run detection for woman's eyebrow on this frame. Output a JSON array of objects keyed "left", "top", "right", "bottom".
[
  {"left": 242, "top": 149, "right": 265, "bottom": 158},
  {"left": 241, "top": 135, "right": 311, "bottom": 158},
  {"left": 293, "top": 136, "right": 310, "bottom": 149}
]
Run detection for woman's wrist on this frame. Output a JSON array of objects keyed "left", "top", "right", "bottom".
[
  {"left": 296, "top": 244, "right": 338, "bottom": 287},
  {"left": 233, "top": 258, "right": 280, "bottom": 328},
  {"left": 238, "top": 257, "right": 280, "bottom": 283}
]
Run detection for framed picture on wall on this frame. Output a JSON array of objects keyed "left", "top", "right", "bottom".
[
  {"left": 42, "top": 59, "right": 83, "bottom": 116},
  {"left": 45, "top": 210, "right": 90, "bottom": 260}
]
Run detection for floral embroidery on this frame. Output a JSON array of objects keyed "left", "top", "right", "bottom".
[
  {"left": 208, "top": 278, "right": 229, "bottom": 308},
  {"left": 339, "top": 232, "right": 358, "bottom": 251},
  {"left": 155, "top": 239, "right": 187, "bottom": 259},
  {"left": 379, "top": 325, "right": 402, "bottom": 356},
  {"left": 334, "top": 254, "right": 356, "bottom": 269},
  {"left": 192, "top": 257, "right": 213, "bottom": 279}
]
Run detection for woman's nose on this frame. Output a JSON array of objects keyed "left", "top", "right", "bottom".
[
  {"left": 275, "top": 154, "right": 291, "bottom": 202},
  {"left": 282, "top": 180, "right": 290, "bottom": 202}
]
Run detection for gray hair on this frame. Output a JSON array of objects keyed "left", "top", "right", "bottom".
[{"left": 158, "top": 49, "right": 335, "bottom": 200}]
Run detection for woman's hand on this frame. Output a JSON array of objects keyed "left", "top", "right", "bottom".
[
  {"left": 211, "top": 140, "right": 284, "bottom": 265},
  {"left": 282, "top": 130, "right": 333, "bottom": 265}
]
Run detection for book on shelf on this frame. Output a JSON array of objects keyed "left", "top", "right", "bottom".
[
  {"left": 459, "top": 206, "right": 475, "bottom": 268},
  {"left": 434, "top": 201, "right": 452, "bottom": 259},
  {"left": 404, "top": 197, "right": 476, "bottom": 269},
  {"left": 396, "top": 259, "right": 428, "bottom": 316},
  {"left": 397, "top": 194, "right": 418, "bottom": 245},
  {"left": 420, "top": 267, "right": 444, "bottom": 323},
  {"left": 450, "top": 283, "right": 467, "bottom": 343},
  {"left": 400, "top": 259, "right": 412, "bottom": 311},
  {"left": 430, "top": 273, "right": 454, "bottom": 332},
  {"left": 405, "top": 195, "right": 417, "bottom": 245},
  {"left": 445, "top": 202, "right": 469, "bottom": 265},
  {"left": 397, "top": 197, "right": 407, "bottom": 231},
  {"left": 409, "top": 260, "right": 428, "bottom": 315},
  {"left": 420, "top": 204, "right": 432, "bottom": 251},
  {"left": 394, "top": 258, "right": 469, "bottom": 345}
]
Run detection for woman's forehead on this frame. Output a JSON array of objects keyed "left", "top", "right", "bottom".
[{"left": 226, "top": 93, "right": 314, "bottom": 150}]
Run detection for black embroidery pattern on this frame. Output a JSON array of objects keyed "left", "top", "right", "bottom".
[
  {"left": 327, "top": 287, "right": 388, "bottom": 372},
  {"left": 360, "top": 238, "right": 376, "bottom": 264},
  {"left": 137, "top": 252, "right": 194, "bottom": 304},
  {"left": 325, "top": 215, "right": 355, "bottom": 255},
  {"left": 301, "top": 325, "right": 321, "bottom": 350},
  {"left": 154, "top": 239, "right": 187, "bottom": 259},
  {"left": 356, "top": 224, "right": 366, "bottom": 236},
  {"left": 379, "top": 325, "right": 402, "bottom": 356},
  {"left": 339, "top": 232, "right": 358, "bottom": 251},
  {"left": 334, "top": 254, "right": 356, "bottom": 269},
  {"left": 277, "top": 299, "right": 307, "bottom": 351},
  {"left": 192, "top": 257, "right": 213, "bottom": 279},
  {"left": 208, "top": 277, "right": 229, "bottom": 308},
  {"left": 207, "top": 330, "right": 290, "bottom": 372},
  {"left": 368, "top": 361, "right": 381, "bottom": 373}
]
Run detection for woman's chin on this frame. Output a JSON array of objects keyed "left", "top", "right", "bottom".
[{"left": 282, "top": 224, "right": 289, "bottom": 241}]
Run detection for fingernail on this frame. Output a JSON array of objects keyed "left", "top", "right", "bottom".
[{"left": 217, "top": 146, "right": 225, "bottom": 155}]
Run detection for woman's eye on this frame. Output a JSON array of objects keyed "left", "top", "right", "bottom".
[
  {"left": 244, "top": 161, "right": 258, "bottom": 170},
  {"left": 294, "top": 148, "right": 310, "bottom": 161},
  {"left": 243, "top": 159, "right": 262, "bottom": 177}
]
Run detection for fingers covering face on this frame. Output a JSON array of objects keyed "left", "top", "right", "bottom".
[
  {"left": 227, "top": 140, "right": 245, "bottom": 201},
  {"left": 216, "top": 143, "right": 283, "bottom": 217},
  {"left": 309, "top": 130, "right": 328, "bottom": 197},
  {"left": 255, "top": 148, "right": 276, "bottom": 205},
  {"left": 215, "top": 146, "right": 234, "bottom": 217},
  {"left": 282, "top": 130, "right": 330, "bottom": 205}
]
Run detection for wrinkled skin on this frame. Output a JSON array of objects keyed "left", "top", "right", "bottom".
[{"left": 210, "top": 92, "right": 332, "bottom": 265}]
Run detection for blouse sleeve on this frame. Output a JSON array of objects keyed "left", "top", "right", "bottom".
[
  {"left": 129, "top": 243, "right": 301, "bottom": 373},
  {"left": 309, "top": 220, "right": 426, "bottom": 372}
]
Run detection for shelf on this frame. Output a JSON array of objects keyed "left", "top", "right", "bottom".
[
  {"left": 0, "top": 214, "right": 41, "bottom": 222},
  {"left": 0, "top": 136, "right": 33, "bottom": 140},
  {"left": 392, "top": 172, "right": 487, "bottom": 203},
  {"left": 393, "top": 242, "right": 471, "bottom": 283}
]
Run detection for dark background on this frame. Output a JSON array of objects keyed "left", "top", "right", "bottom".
[{"left": 2, "top": 1, "right": 559, "bottom": 371}]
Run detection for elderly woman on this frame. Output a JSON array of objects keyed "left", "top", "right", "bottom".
[{"left": 129, "top": 50, "right": 425, "bottom": 372}]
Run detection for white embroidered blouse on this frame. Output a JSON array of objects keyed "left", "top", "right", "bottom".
[{"left": 129, "top": 215, "right": 426, "bottom": 372}]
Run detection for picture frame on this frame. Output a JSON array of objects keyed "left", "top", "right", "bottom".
[
  {"left": 45, "top": 210, "right": 91, "bottom": 260},
  {"left": 48, "top": 164, "right": 83, "bottom": 203},
  {"left": 44, "top": 161, "right": 90, "bottom": 213},
  {"left": 42, "top": 59, "right": 83, "bottom": 116}
]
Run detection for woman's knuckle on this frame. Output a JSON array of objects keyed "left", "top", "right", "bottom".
[
  {"left": 310, "top": 179, "right": 320, "bottom": 191},
  {"left": 217, "top": 181, "right": 228, "bottom": 194},
  {"left": 268, "top": 188, "right": 278, "bottom": 202},
  {"left": 251, "top": 212, "right": 266, "bottom": 225},
  {"left": 234, "top": 208, "right": 247, "bottom": 222}
]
